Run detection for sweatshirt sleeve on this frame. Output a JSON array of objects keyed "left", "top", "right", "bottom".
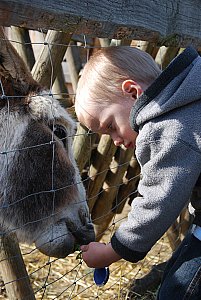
[{"left": 111, "top": 125, "right": 201, "bottom": 263}]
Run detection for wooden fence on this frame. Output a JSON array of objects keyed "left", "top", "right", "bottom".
[{"left": 0, "top": 1, "right": 198, "bottom": 298}]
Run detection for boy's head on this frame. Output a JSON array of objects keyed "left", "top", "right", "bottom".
[{"left": 75, "top": 46, "right": 161, "bottom": 148}]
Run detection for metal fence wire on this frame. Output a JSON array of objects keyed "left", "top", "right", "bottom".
[{"left": 0, "top": 27, "right": 191, "bottom": 300}]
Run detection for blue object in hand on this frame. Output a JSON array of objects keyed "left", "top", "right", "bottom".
[{"left": 93, "top": 267, "right": 110, "bottom": 286}]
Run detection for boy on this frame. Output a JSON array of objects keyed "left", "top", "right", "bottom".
[{"left": 75, "top": 46, "right": 201, "bottom": 299}]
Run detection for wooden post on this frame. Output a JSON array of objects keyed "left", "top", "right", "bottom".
[
  {"left": 65, "top": 41, "right": 82, "bottom": 93},
  {"left": 73, "top": 124, "right": 97, "bottom": 172},
  {"left": 155, "top": 46, "right": 180, "bottom": 69},
  {"left": 113, "top": 156, "right": 140, "bottom": 214},
  {"left": 31, "top": 30, "right": 73, "bottom": 88},
  {"left": 92, "top": 147, "right": 133, "bottom": 240},
  {"left": 0, "top": 232, "right": 35, "bottom": 300},
  {"left": 9, "top": 26, "right": 35, "bottom": 71},
  {"left": 99, "top": 38, "right": 110, "bottom": 48},
  {"left": 1, "top": 1, "right": 201, "bottom": 48},
  {"left": 52, "top": 65, "right": 72, "bottom": 108},
  {"left": 135, "top": 40, "right": 159, "bottom": 58},
  {"left": 87, "top": 135, "right": 117, "bottom": 212}
]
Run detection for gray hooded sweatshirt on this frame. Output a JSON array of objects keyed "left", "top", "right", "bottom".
[{"left": 111, "top": 46, "right": 201, "bottom": 263}]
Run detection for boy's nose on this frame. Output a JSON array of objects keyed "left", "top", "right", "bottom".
[
  {"left": 111, "top": 133, "right": 123, "bottom": 146},
  {"left": 113, "top": 140, "right": 123, "bottom": 147}
]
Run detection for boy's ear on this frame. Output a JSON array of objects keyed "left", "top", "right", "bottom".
[{"left": 122, "top": 80, "right": 143, "bottom": 100}]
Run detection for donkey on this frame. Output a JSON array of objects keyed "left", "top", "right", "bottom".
[{"left": 0, "top": 27, "right": 95, "bottom": 258}]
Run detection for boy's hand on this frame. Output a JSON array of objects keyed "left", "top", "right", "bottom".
[{"left": 80, "top": 242, "right": 121, "bottom": 268}]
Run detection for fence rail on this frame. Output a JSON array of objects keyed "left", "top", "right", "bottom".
[
  {"left": 0, "top": 11, "right": 194, "bottom": 299},
  {"left": 1, "top": 1, "right": 201, "bottom": 47}
]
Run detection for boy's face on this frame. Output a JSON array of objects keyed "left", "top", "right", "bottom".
[{"left": 75, "top": 96, "right": 138, "bottom": 149}]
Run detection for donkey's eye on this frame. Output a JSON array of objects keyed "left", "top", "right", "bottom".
[{"left": 49, "top": 124, "right": 67, "bottom": 148}]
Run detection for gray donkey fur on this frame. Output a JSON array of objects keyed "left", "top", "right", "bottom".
[{"left": 0, "top": 27, "right": 95, "bottom": 258}]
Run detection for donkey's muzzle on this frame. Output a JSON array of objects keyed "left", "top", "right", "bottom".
[
  {"left": 71, "top": 222, "right": 95, "bottom": 245},
  {"left": 35, "top": 220, "right": 95, "bottom": 258}
]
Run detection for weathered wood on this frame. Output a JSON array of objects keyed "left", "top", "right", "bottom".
[
  {"left": 9, "top": 27, "right": 74, "bottom": 107},
  {"left": 73, "top": 124, "right": 97, "bottom": 172},
  {"left": 92, "top": 147, "right": 133, "bottom": 240},
  {"left": 9, "top": 27, "right": 35, "bottom": 70},
  {"left": 134, "top": 41, "right": 159, "bottom": 58},
  {"left": 110, "top": 39, "right": 132, "bottom": 46},
  {"left": 0, "top": 233, "right": 35, "bottom": 300},
  {"left": 99, "top": 38, "right": 111, "bottom": 48},
  {"left": 72, "top": 34, "right": 93, "bottom": 45},
  {"left": 166, "top": 220, "right": 182, "bottom": 251},
  {"left": 87, "top": 135, "right": 117, "bottom": 212},
  {"left": 52, "top": 65, "right": 72, "bottom": 108},
  {"left": 112, "top": 156, "right": 140, "bottom": 214},
  {"left": 31, "top": 30, "right": 73, "bottom": 88},
  {"left": 65, "top": 41, "right": 82, "bottom": 93},
  {"left": 155, "top": 46, "right": 180, "bottom": 69},
  {"left": 0, "top": 1, "right": 201, "bottom": 47}
]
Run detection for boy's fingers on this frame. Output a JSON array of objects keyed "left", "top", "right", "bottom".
[{"left": 80, "top": 244, "right": 89, "bottom": 252}]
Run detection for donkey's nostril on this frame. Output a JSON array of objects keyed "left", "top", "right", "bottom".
[
  {"left": 78, "top": 210, "right": 89, "bottom": 226},
  {"left": 66, "top": 219, "right": 95, "bottom": 245},
  {"left": 86, "top": 222, "right": 94, "bottom": 230}
]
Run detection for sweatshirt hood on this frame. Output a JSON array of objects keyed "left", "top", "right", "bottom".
[{"left": 130, "top": 46, "right": 201, "bottom": 132}]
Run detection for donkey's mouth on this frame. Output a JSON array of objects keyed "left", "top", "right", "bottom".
[
  {"left": 34, "top": 219, "right": 95, "bottom": 258},
  {"left": 67, "top": 221, "right": 95, "bottom": 246},
  {"left": 35, "top": 221, "right": 76, "bottom": 258}
]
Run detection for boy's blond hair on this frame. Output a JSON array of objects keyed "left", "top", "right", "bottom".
[{"left": 76, "top": 46, "right": 161, "bottom": 104}]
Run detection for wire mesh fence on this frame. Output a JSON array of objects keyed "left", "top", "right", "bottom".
[{"left": 0, "top": 26, "right": 191, "bottom": 300}]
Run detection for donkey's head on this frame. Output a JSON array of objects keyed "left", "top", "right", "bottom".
[{"left": 0, "top": 28, "right": 95, "bottom": 258}]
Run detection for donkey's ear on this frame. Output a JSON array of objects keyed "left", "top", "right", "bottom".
[{"left": 0, "top": 27, "right": 39, "bottom": 97}]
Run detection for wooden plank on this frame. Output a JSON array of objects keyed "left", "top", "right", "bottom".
[
  {"left": 92, "top": 147, "right": 133, "bottom": 240},
  {"left": 0, "top": 233, "right": 35, "bottom": 300},
  {"left": 155, "top": 46, "right": 180, "bottom": 69},
  {"left": 73, "top": 124, "right": 97, "bottom": 172},
  {"left": 52, "top": 65, "right": 72, "bottom": 108},
  {"left": 65, "top": 41, "right": 82, "bottom": 93},
  {"left": 9, "top": 27, "right": 35, "bottom": 70},
  {"left": 31, "top": 30, "right": 73, "bottom": 88},
  {"left": 112, "top": 156, "right": 140, "bottom": 214},
  {"left": 0, "top": 1, "right": 201, "bottom": 47},
  {"left": 87, "top": 134, "right": 117, "bottom": 212}
]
